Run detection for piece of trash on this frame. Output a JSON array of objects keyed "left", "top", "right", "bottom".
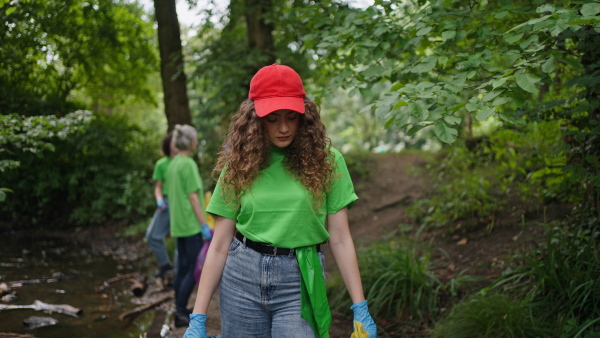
[{"left": 23, "top": 316, "right": 59, "bottom": 329}]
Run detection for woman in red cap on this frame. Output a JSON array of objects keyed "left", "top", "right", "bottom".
[{"left": 184, "top": 64, "right": 377, "bottom": 338}]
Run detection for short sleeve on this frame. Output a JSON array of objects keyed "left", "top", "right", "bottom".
[
  {"left": 326, "top": 148, "right": 359, "bottom": 214},
  {"left": 152, "top": 158, "right": 165, "bottom": 181},
  {"left": 206, "top": 172, "right": 240, "bottom": 221},
  {"left": 182, "top": 160, "right": 202, "bottom": 195}
]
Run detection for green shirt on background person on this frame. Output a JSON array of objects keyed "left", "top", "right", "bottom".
[
  {"left": 167, "top": 155, "right": 205, "bottom": 238},
  {"left": 152, "top": 156, "right": 172, "bottom": 195}
]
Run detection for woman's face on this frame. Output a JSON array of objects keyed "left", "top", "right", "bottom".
[{"left": 261, "top": 109, "right": 300, "bottom": 148}]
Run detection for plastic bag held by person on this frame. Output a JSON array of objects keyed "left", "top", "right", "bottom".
[
  {"left": 351, "top": 321, "right": 368, "bottom": 338},
  {"left": 194, "top": 229, "right": 214, "bottom": 283}
]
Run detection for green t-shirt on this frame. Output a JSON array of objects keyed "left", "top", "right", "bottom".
[
  {"left": 167, "top": 155, "right": 205, "bottom": 238},
  {"left": 207, "top": 147, "right": 358, "bottom": 248},
  {"left": 152, "top": 156, "right": 172, "bottom": 195}
]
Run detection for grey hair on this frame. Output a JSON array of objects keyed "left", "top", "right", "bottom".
[{"left": 172, "top": 124, "right": 197, "bottom": 150}]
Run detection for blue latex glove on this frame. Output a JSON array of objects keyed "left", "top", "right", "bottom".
[
  {"left": 183, "top": 313, "right": 206, "bottom": 338},
  {"left": 201, "top": 224, "right": 212, "bottom": 240},
  {"left": 156, "top": 199, "right": 167, "bottom": 211},
  {"left": 350, "top": 300, "right": 377, "bottom": 337}
]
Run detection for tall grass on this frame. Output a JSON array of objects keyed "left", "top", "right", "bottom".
[
  {"left": 430, "top": 293, "right": 546, "bottom": 338},
  {"left": 327, "top": 237, "right": 443, "bottom": 321},
  {"left": 491, "top": 221, "right": 600, "bottom": 336}
]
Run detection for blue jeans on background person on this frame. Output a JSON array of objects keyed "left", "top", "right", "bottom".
[
  {"left": 175, "top": 233, "right": 204, "bottom": 316},
  {"left": 146, "top": 197, "right": 172, "bottom": 270},
  {"left": 219, "top": 237, "right": 325, "bottom": 337}
]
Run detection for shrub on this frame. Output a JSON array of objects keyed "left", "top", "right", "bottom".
[{"left": 0, "top": 113, "right": 157, "bottom": 229}]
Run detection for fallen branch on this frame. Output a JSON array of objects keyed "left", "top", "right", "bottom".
[
  {"left": 96, "top": 272, "right": 137, "bottom": 293},
  {"left": 0, "top": 333, "right": 37, "bottom": 338},
  {"left": 0, "top": 300, "right": 82, "bottom": 317},
  {"left": 119, "top": 293, "right": 173, "bottom": 321}
]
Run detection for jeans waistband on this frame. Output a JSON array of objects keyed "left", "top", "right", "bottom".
[{"left": 235, "top": 231, "right": 324, "bottom": 256}]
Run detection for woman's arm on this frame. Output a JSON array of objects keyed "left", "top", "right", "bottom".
[
  {"left": 188, "top": 192, "right": 208, "bottom": 225},
  {"left": 191, "top": 216, "right": 237, "bottom": 314},
  {"left": 327, "top": 207, "right": 366, "bottom": 304},
  {"left": 154, "top": 180, "right": 164, "bottom": 202}
]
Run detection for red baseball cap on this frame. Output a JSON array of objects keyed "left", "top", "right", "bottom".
[{"left": 249, "top": 64, "right": 306, "bottom": 117}]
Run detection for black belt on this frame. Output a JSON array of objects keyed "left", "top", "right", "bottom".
[{"left": 235, "top": 232, "right": 324, "bottom": 256}]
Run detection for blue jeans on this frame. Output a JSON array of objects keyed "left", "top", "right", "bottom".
[
  {"left": 219, "top": 237, "right": 325, "bottom": 337},
  {"left": 145, "top": 198, "right": 172, "bottom": 268},
  {"left": 175, "top": 233, "right": 204, "bottom": 315}
]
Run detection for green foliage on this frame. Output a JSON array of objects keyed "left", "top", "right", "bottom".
[
  {"left": 407, "top": 120, "right": 573, "bottom": 230},
  {"left": 0, "top": 0, "right": 157, "bottom": 116},
  {"left": 0, "top": 112, "right": 157, "bottom": 229},
  {"left": 491, "top": 221, "right": 600, "bottom": 336},
  {"left": 430, "top": 293, "right": 546, "bottom": 338},
  {"left": 0, "top": 111, "right": 93, "bottom": 172}
]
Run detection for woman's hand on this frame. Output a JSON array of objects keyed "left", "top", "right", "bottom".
[
  {"left": 183, "top": 314, "right": 207, "bottom": 338},
  {"left": 351, "top": 301, "right": 377, "bottom": 337}
]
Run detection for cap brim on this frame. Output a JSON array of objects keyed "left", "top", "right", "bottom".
[{"left": 254, "top": 96, "right": 305, "bottom": 117}]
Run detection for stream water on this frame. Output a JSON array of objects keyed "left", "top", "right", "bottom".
[{"left": 0, "top": 231, "right": 154, "bottom": 337}]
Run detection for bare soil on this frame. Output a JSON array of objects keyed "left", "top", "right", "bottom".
[{"left": 90, "top": 152, "right": 568, "bottom": 337}]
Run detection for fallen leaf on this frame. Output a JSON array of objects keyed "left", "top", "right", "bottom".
[{"left": 457, "top": 238, "right": 468, "bottom": 245}]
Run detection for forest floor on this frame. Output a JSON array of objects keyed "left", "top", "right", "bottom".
[{"left": 88, "top": 152, "right": 569, "bottom": 338}]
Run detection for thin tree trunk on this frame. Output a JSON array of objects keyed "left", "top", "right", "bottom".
[
  {"left": 154, "top": 0, "right": 192, "bottom": 131},
  {"left": 245, "top": 0, "right": 276, "bottom": 75}
]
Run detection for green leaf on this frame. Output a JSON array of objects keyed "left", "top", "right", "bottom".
[
  {"left": 482, "top": 91, "right": 502, "bottom": 102},
  {"left": 442, "top": 30, "right": 456, "bottom": 41},
  {"left": 407, "top": 125, "right": 424, "bottom": 136},
  {"left": 409, "top": 102, "right": 429, "bottom": 120},
  {"left": 0, "top": 190, "right": 5, "bottom": 202},
  {"left": 391, "top": 83, "right": 404, "bottom": 91},
  {"left": 498, "top": 113, "right": 526, "bottom": 125},
  {"left": 452, "top": 103, "right": 466, "bottom": 112},
  {"left": 434, "top": 122, "right": 458, "bottom": 144},
  {"left": 384, "top": 116, "right": 396, "bottom": 128},
  {"left": 542, "top": 58, "right": 557, "bottom": 73},
  {"left": 5, "top": 5, "right": 15, "bottom": 15},
  {"left": 537, "top": 4, "right": 555, "bottom": 14},
  {"left": 444, "top": 115, "right": 461, "bottom": 125},
  {"left": 515, "top": 73, "right": 541, "bottom": 94},
  {"left": 504, "top": 33, "right": 524, "bottom": 44},
  {"left": 416, "top": 26, "right": 433, "bottom": 36},
  {"left": 548, "top": 19, "right": 568, "bottom": 36},
  {"left": 495, "top": 11, "right": 508, "bottom": 19},
  {"left": 362, "top": 65, "right": 386, "bottom": 78},
  {"left": 476, "top": 107, "right": 496, "bottom": 121},
  {"left": 393, "top": 101, "right": 408, "bottom": 110},
  {"left": 492, "top": 77, "right": 508, "bottom": 89},
  {"left": 581, "top": 3, "right": 600, "bottom": 17},
  {"left": 491, "top": 97, "right": 510, "bottom": 106},
  {"left": 414, "top": 56, "right": 438, "bottom": 73}
]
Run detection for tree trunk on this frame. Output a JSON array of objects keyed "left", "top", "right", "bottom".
[
  {"left": 245, "top": 0, "right": 276, "bottom": 75},
  {"left": 154, "top": 0, "right": 192, "bottom": 132}
]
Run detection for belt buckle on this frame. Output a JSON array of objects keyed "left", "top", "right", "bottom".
[{"left": 265, "top": 246, "right": 277, "bottom": 256}]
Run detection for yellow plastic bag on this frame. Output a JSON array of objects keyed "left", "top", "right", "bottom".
[{"left": 350, "top": 321, "right": 368, "bottom": 338}]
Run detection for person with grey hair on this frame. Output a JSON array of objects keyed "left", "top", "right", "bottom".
[{"left": 167, "top": 124, "right": 213, "bottom": 327}]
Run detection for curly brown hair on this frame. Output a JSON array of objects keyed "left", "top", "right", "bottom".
[{"left": 213, "top": 98, "right": 336, "bottom": 207}]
